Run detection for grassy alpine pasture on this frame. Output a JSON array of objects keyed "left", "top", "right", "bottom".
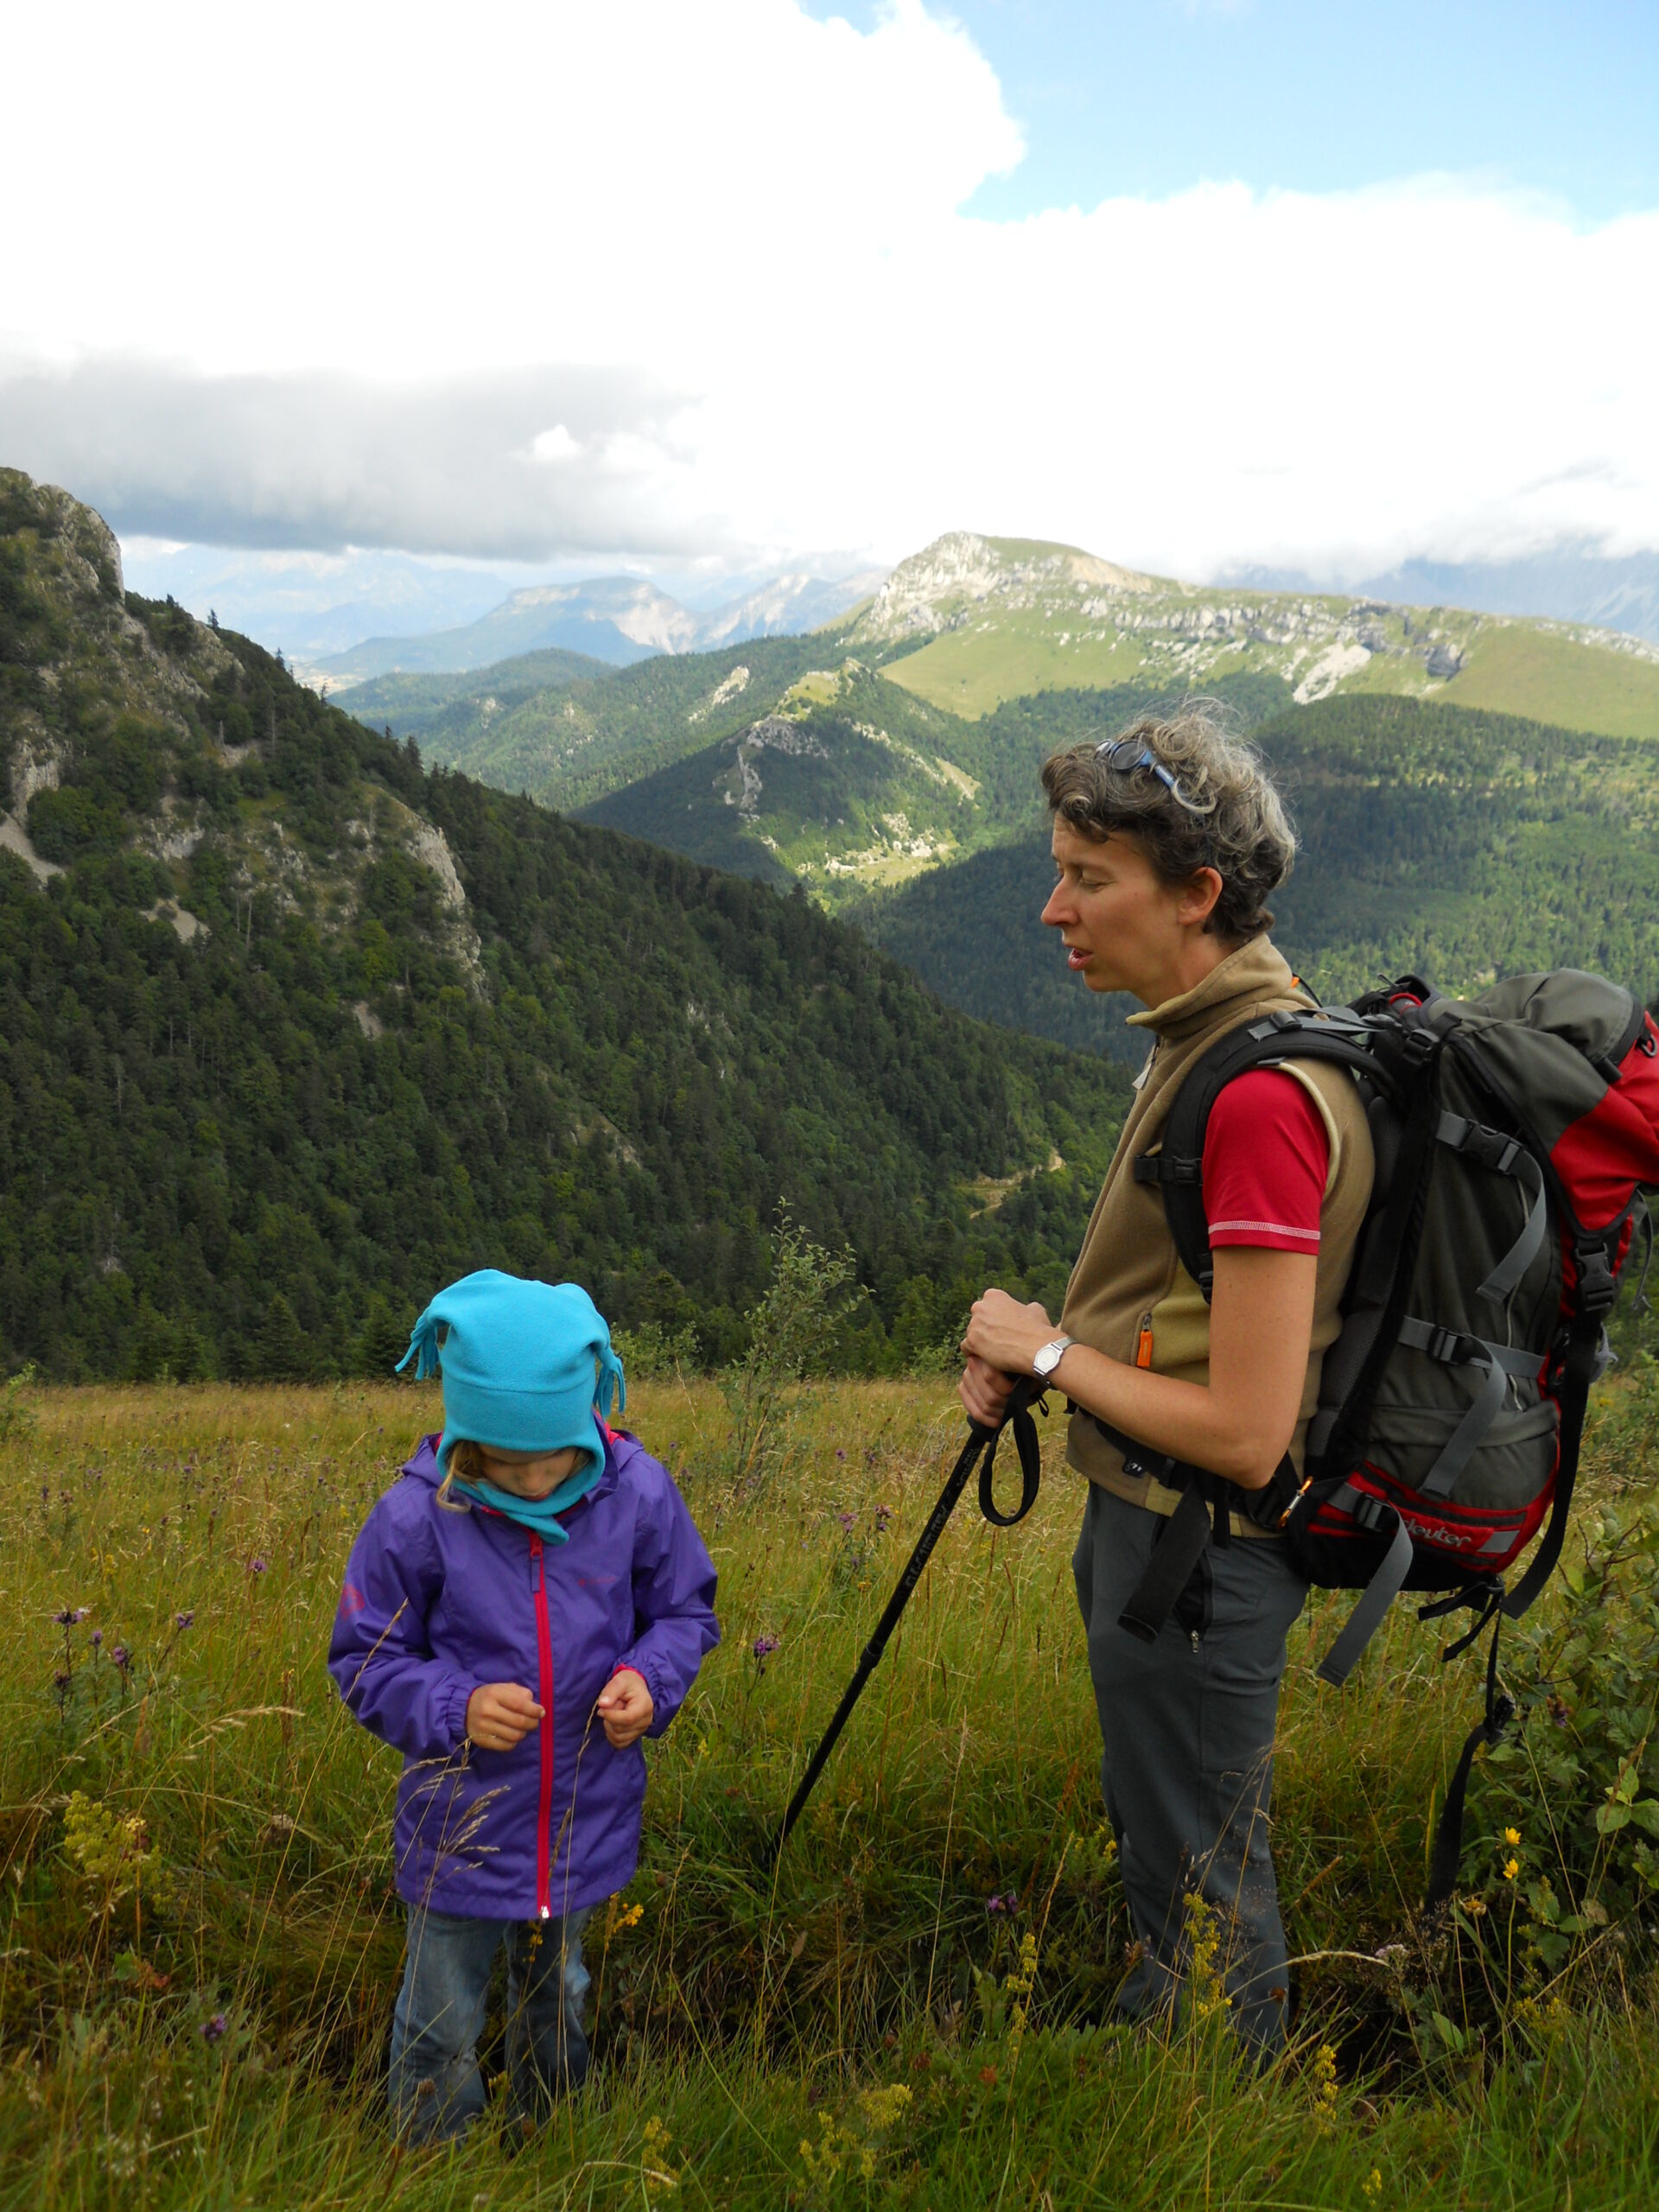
[{"left": 7, "top": 1376, "right": 1659, "bottom": 2209}]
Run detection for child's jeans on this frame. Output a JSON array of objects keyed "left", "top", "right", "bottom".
[{"left": 389, "top": 1904, "right": 593, "bottom": 2143}]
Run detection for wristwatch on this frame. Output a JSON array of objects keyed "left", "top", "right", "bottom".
[{"left": 1032, "top": 1334, "right": 1074, "bottom": 1381}]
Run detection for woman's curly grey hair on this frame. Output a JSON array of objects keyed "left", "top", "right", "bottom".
[{"left": 1039, "top": 700, "right": 1297, "bottom": 940}]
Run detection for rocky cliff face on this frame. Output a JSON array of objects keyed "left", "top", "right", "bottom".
[
  {"left": 0, "top": 469, "right": 481, "bottom": 976},
  {"left": 853, "top": 531, "right": 1155, "bottom": 643}
]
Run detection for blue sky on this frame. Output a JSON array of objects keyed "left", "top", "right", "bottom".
[{"left": 815, "top": 1, "right": 1659, "bottom": 223}]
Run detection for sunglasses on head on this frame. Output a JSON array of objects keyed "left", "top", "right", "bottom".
[{"left": 1093, "top": 736, "right": 1215, "bottom": 816}]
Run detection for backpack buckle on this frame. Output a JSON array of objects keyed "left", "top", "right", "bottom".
[{"left": 1575, "top": 1243, "right": 1618, "bottom": 1317}]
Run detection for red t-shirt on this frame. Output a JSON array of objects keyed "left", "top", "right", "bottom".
[{"left": 1202, "top": 1068, "right": 1330, "bottom": 1255}]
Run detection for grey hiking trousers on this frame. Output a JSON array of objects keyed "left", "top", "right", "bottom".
[{"left": 1072, "top": 1482, "right": 1308, "bottom": 2056}]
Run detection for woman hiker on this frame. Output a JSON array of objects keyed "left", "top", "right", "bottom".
[{"left": 959, "top": 704, "right": 1374, "bottom": 2058}]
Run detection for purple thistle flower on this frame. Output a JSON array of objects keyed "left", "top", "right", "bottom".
[
  {"left": 835, "top": 1449, "right": 847, "bottom": 1462},
  {"left": 175, "top": 1611, "right": 194, "bottom": 1630},
  {"left": 836, "top": 1511, "right": 857, "bottom": 1531},
  {"left": 91, "top": 1629, "right": 103, "bottom": 1649},
  {"left": 752, "top": 1635, "right": 780, "bottom": 1662},
  {"left": 874, "top": 1504, "right": 893, "bottom": 1531},
  {"left": 112, "top": 1646, "right": 131, "bottom": 1671},
  {"left": 247, "top": 1558, "right": 268, "bottom": 1576},
  {"left": 200, "top": 2013, "right": 228, "bottom": 2044},
  {"left": 986, "top": 1894, "right": 1007, "bottom": 1914},
  {"left": 53, "top": 1607, "right": 80, "bottom": 1626}
]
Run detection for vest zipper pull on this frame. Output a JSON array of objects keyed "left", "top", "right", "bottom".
[{"left": 1136, "top": 1314, "right": 1154, "bottom": 1370}]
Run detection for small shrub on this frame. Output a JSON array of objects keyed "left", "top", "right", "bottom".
[
  {"left": 1465, "top": 1483, "right": 1659, "bottom": 1986},
  {"left": 0, "top": 1362, "right": 38, "bottom": 1445},
  {"left": 614, "top": 1319, "right": 701, "bottom": 1384},
  {"left": 721, "top": 1216, "right": 855, "bottom": 1496}
]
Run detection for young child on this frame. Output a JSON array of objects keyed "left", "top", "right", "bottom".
[{"left": 328, "top": 1269, "right": 719, "bottom": 2143}]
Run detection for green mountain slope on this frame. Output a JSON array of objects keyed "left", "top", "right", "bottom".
[
  {"left": 329, "top": 646, "right": 612, "bottom": 744},
  {"left": 855, "top": 696, "right": 1659, "bottom": 1062},
  {"left": 371, "top": 634, "right": 838, "bottom": 811},
  {"left": 575, "top": 668, "right": 1292, "bottom": 909},
  {"left": 576, "top": 662, "right": 996, "bottom": 905},
  {"left": 851, "top": 532, "right": 1659, "bottom": 737},
  {"left": 0, "top": 469, "right": 1131, "bottom": 1381}
]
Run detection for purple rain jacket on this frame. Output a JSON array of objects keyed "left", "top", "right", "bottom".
[{"left": 327, "top": 1426, "right": 719, "bottom": 1920}]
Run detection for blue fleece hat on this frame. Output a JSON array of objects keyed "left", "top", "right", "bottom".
[{"left": 397, "top": 1269, "right": 626, "bottom": 1482}]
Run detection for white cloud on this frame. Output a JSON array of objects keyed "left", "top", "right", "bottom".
[{"left": 3, "top": 2, "right": 1656, "bottom": 575}]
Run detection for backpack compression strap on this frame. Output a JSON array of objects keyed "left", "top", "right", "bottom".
[{"left": 1502, "top": 1303, "right": 1607, "bottom": 1621}]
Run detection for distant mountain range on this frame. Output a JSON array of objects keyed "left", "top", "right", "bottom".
[
  {"left": 116, "top": 542, "right": 524, "bottom": 660},
  {"left": 316, "top": 569, "right": 887, "bottom": 684},
  {"left": 1227, "top": 546, "right": 1659, "bottom": 649},
  {"left": 115, "top": 539, "right": 887, "bottom": 683}
]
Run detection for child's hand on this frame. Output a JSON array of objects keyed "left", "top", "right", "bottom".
[
  {"left": 595, "top": 1668, "right": 654, "bottom": 1748},
  {"left": 466, "top": 1682, "right": 543, "bottom": 1751}
]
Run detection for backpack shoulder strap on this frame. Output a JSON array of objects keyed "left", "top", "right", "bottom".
[{"left": 1134, "top": 1008, "right": 1391, "bottom": 1301}]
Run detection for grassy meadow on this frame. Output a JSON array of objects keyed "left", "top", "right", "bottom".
[{"left": 6, "top": 1374, "right": 1659, "bottom": 2208}]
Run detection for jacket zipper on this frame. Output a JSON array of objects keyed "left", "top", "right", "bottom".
[{"left": 529, "top": 1533, "right": 556, "bottom": 1919}]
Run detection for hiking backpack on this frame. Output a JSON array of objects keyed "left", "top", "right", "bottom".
[{"left": 1109, "top": 969, "right": 1659, "bottom": 1909}]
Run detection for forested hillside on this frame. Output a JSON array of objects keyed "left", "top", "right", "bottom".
[
  {"left": 0, "top": 470, "right": 1130, "bottom": 1382},
  {"left": 857, "top": 695, "right": 1659, "bottom": 1061},
  {"left": 368, "top": 634, "right": 831, "bottom": 810},
  {"left": 333, "top": 645, "right": 611, "bottom": 742}
]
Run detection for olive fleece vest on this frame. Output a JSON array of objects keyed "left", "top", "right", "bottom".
[{"left": 1060, "top": 935, "right": 1376, "bottom": 1537}]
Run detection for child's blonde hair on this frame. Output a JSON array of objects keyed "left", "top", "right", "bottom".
[{"left": 435, "top": 1438, "right": 485, "bottom": 1514}]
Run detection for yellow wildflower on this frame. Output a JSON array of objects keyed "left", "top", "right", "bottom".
[
  {"left": 1503, "top": 1857, "right": 1520, "bottom": 1882},
  {"left": 857, "top": 2082, "right": 912, "bottom": 2131},
  {"left": 1503, "top": 1827, "right": 1521, "bottom": 1847},
  {"left": 641, "top": 2114, "right": 678, "bottom": 2198},
  {"left": 1310, "top": 2041, "right": 1338, "bottom": 2120}
]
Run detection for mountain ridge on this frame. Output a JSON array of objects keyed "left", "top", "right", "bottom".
[{"left": 853, "top": 532, "right": 1659, "bottom": 734}]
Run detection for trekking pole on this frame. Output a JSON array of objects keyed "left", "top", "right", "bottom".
[{"left": 771, "top": 1376, "right": 1043, "bottom": 1864}]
